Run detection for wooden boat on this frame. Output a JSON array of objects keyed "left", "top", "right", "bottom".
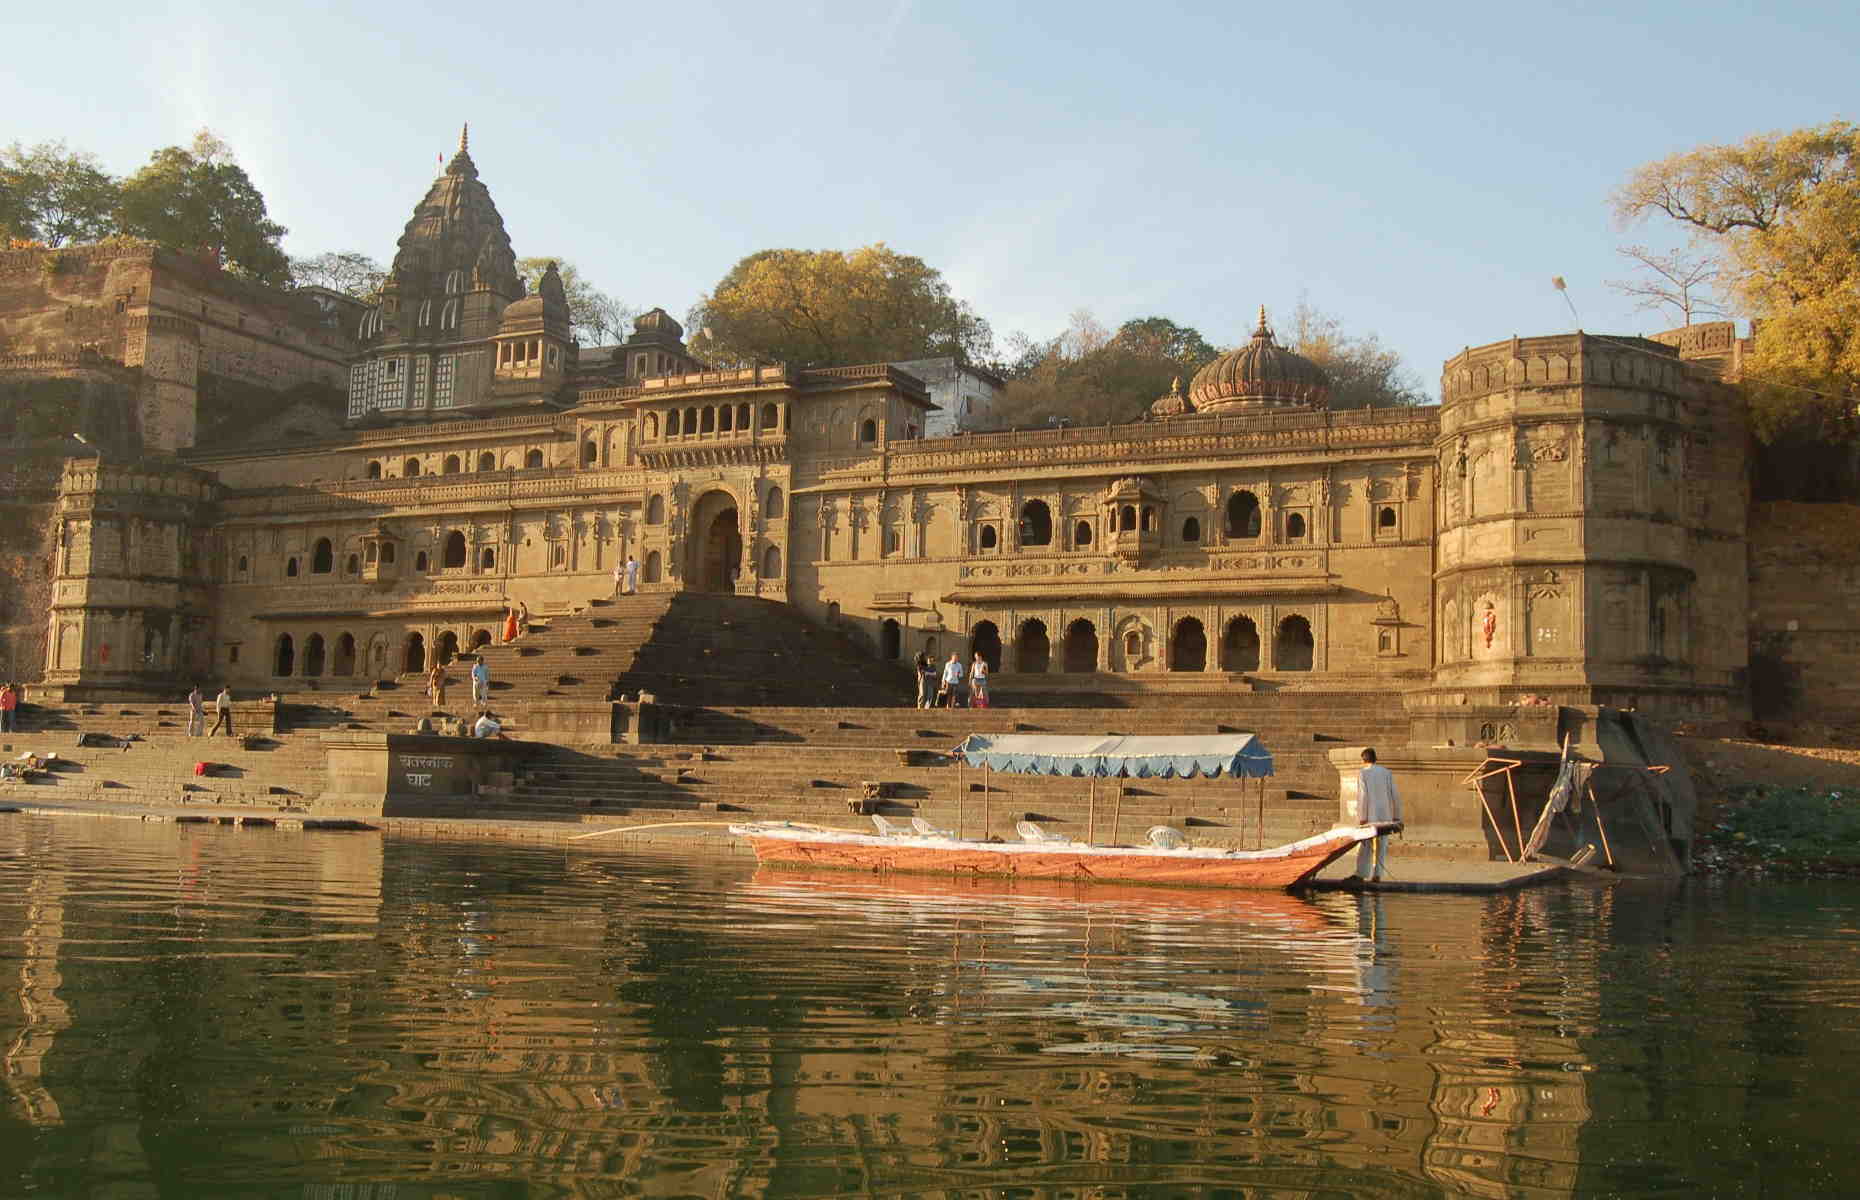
[{"left": 729, "top": 818, "right": 1398, "bottom": 892}]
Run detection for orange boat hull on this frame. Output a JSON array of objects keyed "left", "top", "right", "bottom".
[{"left": 738, "top": 828, "right": 1367, "bottom": 891}]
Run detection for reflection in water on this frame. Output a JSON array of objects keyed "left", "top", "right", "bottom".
[{"left": 2, "top": 821, "right": 1858, "bottom": 1196}]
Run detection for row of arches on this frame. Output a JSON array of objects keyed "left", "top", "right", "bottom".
[
  {"left": 366, "top": 449, "right": 546, "bottom": 479},
  {"left": 272, "top": 627, "right": 500, "bottom": 679},
  {"left": 645, "top": 402, "right": 787, "bottom": 440},
  {"left": 880, "top": 615, "right": 1316, "bottom": 673}
]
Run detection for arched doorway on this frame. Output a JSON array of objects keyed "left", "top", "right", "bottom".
[
  {"left": 1017, "top": 619, "right": 1050, "bottom": 673},
  {"left": 689, "top": 490, "right": 742, "bottom": 592},
  {"left": 274, "top": 634, "right": 295, "bottom": 677},
  {"left": 970, "top": 621, "right": 1002, "bottom": 673},
  {"left": 1062, "top": 618, "right": 1097, "bottom": 673},
  {"left": 644, "top": 550, "right": 662, "bottom": 583},
  {"left": 1221, "top": 617, "right": 1260, "bottom": 671},
  {"left": 1171, "top": 618, "right": 1207, "bottom": 671},
  {"left": 436, "top": 630, "right": 459, "bottom": 665},
  {"left": 1226, "top": 491, "right": 1262, "bottom": 538},
  {"left": 1275, "top": 615, "right": 1314, "bottom": 671},
  {"left": 303, "top": 633, "right": 326, "bottom": 677},
  {"left": 469, "top": 629, "right": 492, "bottom": 652},
  {"left": 403, "top": 633, "right": 425, "bottom": 675},
  {"left": 1019, "top": 500, "right": 1052, "bottom": 547},
  {"left": 880, "top": 619, "right": 901, "bottom": 660},
  {"left": 332, "top": 633, "right": 356, "bottom": 676}
]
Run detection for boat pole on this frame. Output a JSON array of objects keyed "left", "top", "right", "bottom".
[
  {"left": 957, "top": 756, "right": 965, "bottom": 839},
  {"left": 1109, "top": 777, "right": 1122, "bottom": 846},
  {"left": 1087, "top": 775, "right": 1096, "bottom": 844},
  {"left": 982, "top": 762, "right": 991, "bottom": 841},
  {"left": 1504, "top": 767, "right": 1526, "bottom": 860},
  {"left": 1588, "top": 782, "right": 1615, "bottom": 866}
]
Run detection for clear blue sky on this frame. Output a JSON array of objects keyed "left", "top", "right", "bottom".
[{"left": 7, "top": 1, "right": 1856, "bottom": 388}]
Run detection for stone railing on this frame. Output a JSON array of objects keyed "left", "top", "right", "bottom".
[{"left": 218, "top": 467, "right": 649, "bottom": 517}]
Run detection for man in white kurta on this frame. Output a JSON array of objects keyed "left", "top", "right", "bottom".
[{"left": 1353, "top": 748, "right": 1402, "bottom": 881}]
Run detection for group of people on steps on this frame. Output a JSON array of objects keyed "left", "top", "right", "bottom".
[{"left": 913, "top": 651, "right": 990, "bottom": 709}]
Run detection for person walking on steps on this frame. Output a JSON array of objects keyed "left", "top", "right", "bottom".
[
  {"left": 1347, "top": 747, "right": 1403, "bottom": 883},
  {"left": 624, "top": 555, "right": 640, "bottom": 595},
  {"left": 209, "top": 686, "right": 233, "bottom": 738},
  {"left": 913, "top": 652, "right": 936, "bottom": 708},
  {"left": 427, "top": 661, "right": 449, "bottom": 712},
  {"left": 0, "top": 682, "right": 18, "bottom": 734},
  {"left": 969, "top": 653, "right": 990, "bottom": 709},
  {"left": 940, "top": 653, "right": 967, "bottom": 709},
  {"left": 612, "top": 559, "right": 626, "bottom": 598},
  {"left": 186, "top": 685, "right": 205, "bottom": 737},
  {"left": 470, "top": 657, "right": 490, "bottom": 706}
]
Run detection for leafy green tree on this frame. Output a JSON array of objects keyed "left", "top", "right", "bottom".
[
  {"left": 114, "top": 130, "right": 289, "bottom": 283},
  {"left": 289, "top": 250, "right": 386, "bottom": 300},
  {"left": 1285, "top": 300, "right": 1427, "bottom": 410},
  {"left": 0, "top": 140, "right": 120, "bottom": 246},
  {"left": 997, "top": 311, "right": 1222, "bottom": 427},
  {"left": 517, "top": 257, "right": 633, "bottom": 345},
  {"left": 689, "top": 244, "right": 992, "bottom": 367}
]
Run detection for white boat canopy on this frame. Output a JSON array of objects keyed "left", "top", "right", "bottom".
[{"left": 951, "top": 733, "right": 1273, "bottom": 779}]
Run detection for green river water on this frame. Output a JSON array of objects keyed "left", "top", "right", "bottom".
[{"left": 1, "top": 816, "right": 1856, "bottom": 1198}]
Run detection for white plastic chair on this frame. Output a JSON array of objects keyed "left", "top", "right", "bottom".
[
  {"left": 910, "top": 816, "right": 955, "bottom": 839},
  {"left": 1016, "top": 820, "right": 1072, "bottom": 845},
  {"left": 871, "top": 814, "right": 912, "bottom": 837},
  {"left": 1147, "top": 825, "right": 1187, "bottom": 850}
]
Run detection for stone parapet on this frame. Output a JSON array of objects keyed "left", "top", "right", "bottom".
[{"left": 317, "top": 730, "right": 541, "bottom": 817}]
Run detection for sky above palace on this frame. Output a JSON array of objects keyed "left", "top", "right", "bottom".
[{"left": 10, "top": 1, "right": 1858, "bottom": 390}]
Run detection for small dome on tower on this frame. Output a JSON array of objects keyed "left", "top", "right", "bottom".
[
  {"left": 498, "top": 260, "right": 570, "bottom": 338},
  {"left": 1188, "top": 307, "right": 1329, "bottom": 412}
]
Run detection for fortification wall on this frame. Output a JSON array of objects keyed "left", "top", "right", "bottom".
[
  {"left": 1747, "top": 503, "right": 1860, "bottom": 722},
  {"left": 0, "top": 452, "right": 72, "bottom": 683}
]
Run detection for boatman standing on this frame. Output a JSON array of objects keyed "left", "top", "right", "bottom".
[{"left": 1351, "top": 747, "right": 1402, "bottom": 882}]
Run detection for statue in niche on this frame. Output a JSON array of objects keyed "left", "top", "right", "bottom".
[{"left": 1481, "top": 603, "right": 1498, "bottom": 649}]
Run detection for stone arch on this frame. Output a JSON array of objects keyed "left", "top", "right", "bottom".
[
  {"left": 274, "top": 633, "right": 295, "bottom": 677},
  {"left": 859, "top": 417, "right": 878, "bottom": 444},
  {"left": 332, "top": 632, "right": 356, "bottom": 676},
  {"left": 1074, "top": 519, "right": 1093, "bottom": 547},
  {"left": 345, "top": 553, "right": 360, "bottom": 575},
  {"left": 478, "top": 451, "right": 496, "bottom": 471},
  {"left": 402, "top": 632, "right": 425, "bottom": 675},
  {"left": 442, "top": 531, "right": 467, "bottom": 569},
  {"left": 414, "top": 550, "right": 429, "bottom": 572},
  {"left": 1170, "top": 617, "right": 1207, "bottom": 671},
  {"left": 689, "top": 489, "right": 743, "bottom": 592},
  {"left": 404, "top": 458, "right": 421, "bottom": 477},
  {"left": 436, "top": 630, "right": 459, "bottom": 665},
  {"left": 1221, "top": 616, "right": 1260, "bottom": 671},
  {"left": 646, "top": 494, "right": 666, "bottom": 525},
  {"left": 366, "top": 633, "right": 389, "bottom": 678},
  {"left": 581, "top": 439, "right": 598, "bottom": 466},
  {"left": 970, "top": 620, "right": 1002, "bottom": 674},
  {"left": 880, "top": 618, "right": 901, "bottom": 660},
  {"left": 443, "top": 454, "right": 461, "bottom": 475},
  {"left": 1181, "top": 515, "right": 1201, "bottom": 543},
  {"left": 1019, "top": 499, "right": 1053, "bottom": 547},
  {"left": 311, "top": 538, "right": 333, "bottom": 574},
  {"left": 1118, "top": 504, "right": 1136, "bottom": 531},
  {"left": 1274, "top": 615, "right": 1314, "bottom": 671},
  {"left": 761, "top": 543, "right": 781, "bottom": 579},
  {"left": 1016, "top": 618, "right": 1050, "bottom": 673},
  {"left": 367, "top": 460, "right": 382, "bottom": 479},
  {"left": 525, "top": 448, "right": 544, "bottom": 469},
  {"left": 469, "top": 628, "right": 492, "bottom": 651},
  {"left": 719, "top": 405, "right": 733, "bottom": 433},
  {"left": 479, "top": 546, "right": 496, "bottom": 570},
  {"left": 1226, "top": 491, "right": 1261, "bottom": 538},
  {"left": 766, "top": 485, "right": 784, "bottom": 519},
  {"left": 761, "top": 402, "right": 779, "bottom": 430},
  {"left": 702, "top": 406, "right": 716, "bottom": 433},
  {"left": 1062, "top": 618, "right": 1098, "bottom": 673},
  {"left": 1285, "top": 512, "right": 1307, "bottom": 539},
  {"left": 645, "top": 412, "right": 660, "bottom": 439},
  {"left": 303, "top": 633, "right": 326, "bottom": 677},
  {"left": 644, "top": 550, "right": 662, "bottom": 583},
  {"left": 979, "top": 524, "right": 999, "bottom": 550}
]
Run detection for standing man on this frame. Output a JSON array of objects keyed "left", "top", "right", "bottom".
[
  {"left": 1350, "top": 747, "right": 1403, "bottom": 883},
  {"left": 612, "top": 558, "right": 626, "bottom": 599},
  {"left": 940, "top": 653, "right": 967, "bottom": 709},
  {"left": 624, "top": 554, "right": 640, "bottom": 594},
  {"left": 209, "top": 686, "right": 233, "bottom": 738},
  {"left": 186, "top": 685, "right": 205, "bottom": 737},
  {"left": 0, "top": 682, "right": 17, "bottom": 734},
  {"left": 470, "top": 657, "right": 490, "bottom": 707}
]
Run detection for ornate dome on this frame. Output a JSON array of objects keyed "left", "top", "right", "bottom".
[
  {"left": 1149, "top": 375, "right": 1191, "bottom": 419},
  {"left": 1187, "top": 307, "right": 1329, "bottom": 412},
  {"left": 498, "top": 260, "right": 570, "bottom": 337}
]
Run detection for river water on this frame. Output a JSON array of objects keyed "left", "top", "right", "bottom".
[{"left": 2, "top": 817, "right": 1856, "bottom": 1198}]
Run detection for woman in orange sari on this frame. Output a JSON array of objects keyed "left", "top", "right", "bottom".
[{"left": 502, "top": 604, "right": 520, "bottom": 644}]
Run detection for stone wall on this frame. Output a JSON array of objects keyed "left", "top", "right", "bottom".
[
  {"left": 0, "top": 450, "right": 69, "bottom": 683},
  {"left": 1746, "top": 502, "right": 1860, "bottom": 722}
]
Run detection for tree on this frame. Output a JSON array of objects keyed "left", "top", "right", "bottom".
[
  {"left": 289, "top": 251, "right": 386, "bottom": 300},
  {"left": 0, "top": 140, "right": 119, "bottom": 246},
  {"left": 1285, "top": 301, "right": 1426, "bottom": 410},
  {"left": 114, "top": 130, "right": 289, "bottom": 283},
  {"left": 1614, "top": 121, "right": 1860, "bottom": 444},
  {"left": 688, "top": 244, "right": 993, "bottom": 368},
  {"left": 997, "top": 311, "right": 1222, "bottom": 427},
  {"left": 516, "top": 256, "right": 633, "bottom": 345},
  {"left": 1607, "top": 245, "right": 1726, "bottom": 327}
]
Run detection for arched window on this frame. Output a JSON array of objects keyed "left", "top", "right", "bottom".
[
  {"left": 236, "top": 554, "right": 248, "bottom": 574},
  {"left": 440, "top": 300, "right": 459, "bottom": 330},
  {"left": 381, "top": 542, "right": 395, "bottom": 564},
  {"left": 436, "top": 630, "right": 459, "bottom": 665},
  {"left": 443, "top": 455, "right": 460, "bottom": 475},
  {"left": 311, "top": 538, "right": 333, "bottom": 574},
  {"left": 644, "top": 550, "right": 662, "bottom": 582},
  {"left": 403, "top": 633, "right": 425, "bottom": 675},
  {"left": 737, "top": 403, "right": 751, "bottom": 429},
  {"left": 762, "top": 402, "right": 779, "bottom": 430},
  {"left": 1378, "top": 506, "right": 1398, "bottom": 531},
  {"left": 1019, "top": 500, "right": 1052, "bottom": 547},
  {"left": 719, "top": 406, "right": 733, "bottom": 433},
  {"left": 884, "top": 530, "right": 901, "bottom": 555},
  {"left": 332, "top": 633, "right": 356, "bottom": 676},
  {"left": 979, "top": 525, "right": 998, "bottom": 550},
  {"left": 1275, "top": 615, "right": 1314, "bottom": 671},
  {"left": 551, "top": 544, "right": 566, "bottom": 568},
  {"left": 702, "top": 406, "right": 715, "bottom": 433},
  {"left": 1226, "top": 491, "right": 1262, "bottom": 538},
  {"left": 445, "top": 269, "right": 464, "bottom": 294},
  {"left": 478, "top": 451, "right": 496, "bottom": 471},
  {"left": 685, "top": 407, "right": 698, "bottom": 435},
  {"left": 480, "top": 547, "right": 496, "bottom": 570},
  {"left": 762, "top": 544, "right": 781, "bottom": 579},
  {"left": 1123, "top": 630, "right": 1142, "bottom": 659},
  {"left": 274, "top": 634, "right": 295, "bottom": 677},
  {"left": 1181, "top": 516, "right": 1201, "bottom": 543},
  {"left": 405, "top": 458, "right": 421, "bottom": 477},
  {"left": 881, "top": 619, "right": 902, "bottom": 660},
  {"left": 442, "top": 531, "right": 467, "bottom": 569},
  {"left": 1074, "top": 520, "right": 1092, "bottom": 547},
  {"left": 1221, "top": 617, "right": 1261, "bottom": 672},
  {"left": 783, "top": 405, "right": 792, "bottom": 431},
  {"left": 1286, "top": 512, "right": 1307, "bottom": 539},
  {"left": 417, "top": 299, "right": 432, "bottom": 327},
  {"left": 970, "top": 620, "right": 1002, "bottom": 673},
  {"left": 1016, "top": 619, "right": 1050, "bottom": 673},
  {"left": 646, "top": 412, "right": 660, "bottom": 438},
  {"left": 859, "top": 418, "right": 878, "bottom": 444},
  {"left": 414, "top": 550, "right": 429, "bottom": 572},
  {"left": 766, "top": 486, "right": 784, "bottom": 519},
  {"left": 345, "top": 553, "right": 360, "bottom": 575},
  {"left": 1171, "top": 618, "right": 1207, "bottom": 672},
  {"left": 285, "top": 557, "right": 299, "bottom": 578},
  {"left": 582, "top": 440, "right": 598, "bottom": 467},
  {"left": 366, "top": 460, "right": 381, "bottom": 479},
  {"left": 647, "top": 495, "right": 666, "bottom": 525},
  {"left": 1063, "top": 619, "right": 1097, "bottom": 673},
  {"left": 1119, "top": 505, "right": 1137, "bottom": 531},
  {"left": 525, "top": 449, "right": 544, "bottom": 469},
  {"left": 1140, "top": 506, "right": 1155, "bottom": 532},
  {"left": 469, "top": 629, "right": 492, "bottom": 650},
  {"left": 303, "top": 633, "right": 326, "bottom": 677}
]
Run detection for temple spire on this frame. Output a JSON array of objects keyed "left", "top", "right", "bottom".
[{"left": 460, "top": 123, "right": 469, "bottom": 154}]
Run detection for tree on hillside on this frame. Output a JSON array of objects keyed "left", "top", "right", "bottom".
[
  {"left": 114, "top": 130, "right": 290, "bottom": 284},
  {"left": 1607, "top": 245, "right": 1726, "bottom": 328},
  {"left": 688, "top": 244, "right": 992, "bottom": 368},
  {"left": 997, "top": 311, "right": 1222, "bottom": 427},
  {"left": 1284, "top": 301, "right": 1426, "bottom": 410},
  {"left": 0, "top": 140, "right": 120, "bottom": 246},
  {"left": 1614, "top": 120, "right": 1860, "bottom": 445},
  {"left": 517, "top": 257, "right": 633, "bottom": 346},
  {"left": 289, "top": 251, "right": 387, "bottom": 300}
]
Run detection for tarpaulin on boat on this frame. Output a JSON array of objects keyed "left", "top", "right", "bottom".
[{"left": 951, "top": 733, "right": 1273, "bottom": 779}]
